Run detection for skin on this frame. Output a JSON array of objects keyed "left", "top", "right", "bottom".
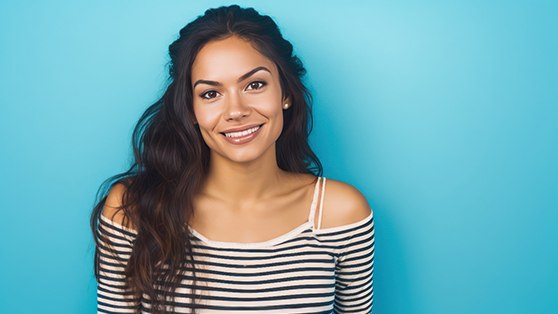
[
  {"left": 190, "top": 35, "right": 291, "bottom": 204},
  {"left": 103, "top": 35, "right": 372, "bottom": 243}
]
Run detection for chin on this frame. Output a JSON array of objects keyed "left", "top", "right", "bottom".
[{"left": 223, "top": 150, "right": 265, "bottom": 163}]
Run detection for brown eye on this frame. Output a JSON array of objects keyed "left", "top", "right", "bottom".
[
  {"left": 246, "top": 81, "right": 266, "bottom": 91},
  {"left": 201, "top": 90, "right": 219, "bottom": 99}
]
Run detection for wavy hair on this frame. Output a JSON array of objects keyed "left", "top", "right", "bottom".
[{"left": 91, "top": 4, "right": 322, "bottom": 313}]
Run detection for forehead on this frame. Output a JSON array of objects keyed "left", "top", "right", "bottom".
[{"left": 191, "top": 36, "right": 278, "bottom": 82}]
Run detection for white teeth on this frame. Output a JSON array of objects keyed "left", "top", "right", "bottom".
[{"left": 224, "top": 126, "right": 260, "bottom": 138}]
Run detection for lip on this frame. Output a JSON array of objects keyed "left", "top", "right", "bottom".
[
  {"left": 220, "top": 123, "right": 264, "bottom": 134},
  {"left": 220, "top": 124, "right": 263, "bottom": 145}
]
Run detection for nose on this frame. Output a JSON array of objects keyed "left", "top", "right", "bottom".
[{"left": 224, "top": 92, "right": 250, "bottom": 121}]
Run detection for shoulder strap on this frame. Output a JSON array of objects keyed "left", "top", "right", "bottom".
[
  {"left": 316, "top": 177, "right": 327, "bottom": 230},
  {"left": 308, "top": 177, "right": 322, "bottom": 226},
  {"left": 308, "top": 177, "right": 327, "bottom": 230}
]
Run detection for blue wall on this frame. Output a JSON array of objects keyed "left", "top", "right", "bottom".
[{"left": 1, "top": 1, "right": 556, "bottom": 313}]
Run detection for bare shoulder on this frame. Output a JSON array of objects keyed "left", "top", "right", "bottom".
[
  {"left": 101, "top": 182, "right": 136, "bottom": 231},
  {"left": 318, "top": 178, "right": 372, "bottom": 229}
]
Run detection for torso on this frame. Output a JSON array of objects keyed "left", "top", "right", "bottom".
[
  {"left": 189, "top": 173, "right": 319, "bottom": 243},
  {"left": 98, "top": 175, "right": 375, "bottom": 312}
]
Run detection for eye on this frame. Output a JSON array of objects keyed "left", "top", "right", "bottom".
[
  {"left": 200, "top": 90, "right": 220, "bottom": 100},
  {"left": 246, "top": 81, "right": 266, "bottom": 91}
]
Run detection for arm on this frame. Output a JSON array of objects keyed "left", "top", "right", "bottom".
[
  {"left": 323, "top": 181, "right": 375, "bottom": 313},
  {"left": 95, "top": 184, "right": 140, "bottom": 313},
  {"left": 333, "top": 212, "right": 375, "bottom": 313}
]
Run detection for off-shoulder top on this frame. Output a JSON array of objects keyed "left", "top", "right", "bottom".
[{"left": 96, "top": 177, "right": 375, "bottom": 313}]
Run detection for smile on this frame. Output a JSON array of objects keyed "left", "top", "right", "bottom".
[
  {"left": 221, "top": 124, "right": 263, "bottom": 145},
  {"left": 224, "top": 125, "right": 260, "bottom": 138}
]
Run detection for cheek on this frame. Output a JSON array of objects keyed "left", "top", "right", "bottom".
[
  {"left": 194, "top": 105, "right": 221, "bottom": 129},
  {"left": 254, "top": 101, "right": 284, "bottom": 135},
  {"left": 254, "top": 97, "right": 283, "bottom": 117}
]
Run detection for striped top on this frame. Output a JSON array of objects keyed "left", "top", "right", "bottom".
[{"left": 96, "top": 177, "right": 375, "bottom": 313}]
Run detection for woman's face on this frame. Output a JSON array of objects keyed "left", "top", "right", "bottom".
[{"left": 191, "top": 35, "right": 289, "bottom": 164}]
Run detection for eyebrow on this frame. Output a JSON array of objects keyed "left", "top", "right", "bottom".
[{"left": 193, "top": 66, "right": 271, "bottom": 88}]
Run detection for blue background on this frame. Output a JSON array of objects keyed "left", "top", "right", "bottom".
[{"left": 1, "top": 1, "right": 556, "bottom": 313}]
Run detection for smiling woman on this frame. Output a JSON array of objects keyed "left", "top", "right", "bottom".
[
  {"left": 192, "top": 37, "right": 286, "bottom": 163},
  {"left": 90, "top": 4, "right": 375, "bottom": 314}
]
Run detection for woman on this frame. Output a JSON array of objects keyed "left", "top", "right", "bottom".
[{"left": 91, "top": 4, "right": 375, "bottom": 314}]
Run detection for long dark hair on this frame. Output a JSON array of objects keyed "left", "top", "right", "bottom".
[{"left": 91, "top": 4, "right": 322, "bottom": 313}]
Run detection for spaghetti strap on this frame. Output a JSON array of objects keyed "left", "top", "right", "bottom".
[
  {"left": 316, "top": 177, "right": 327, "bottom": 230},
  {"left": 308, "top": 177, "right": 322, "bottom": 227}
]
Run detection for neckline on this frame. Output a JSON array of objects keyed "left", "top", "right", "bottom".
[
  {"left": 187, "top": 177, "right": 323, "bottom": 249},
  {"left": 188, "top": 221, "right": 313, "bottom": 249}
]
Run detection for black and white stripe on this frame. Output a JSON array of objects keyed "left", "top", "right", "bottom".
[{"left": 96, "top": 179, "right": 374, "bottom": 313}]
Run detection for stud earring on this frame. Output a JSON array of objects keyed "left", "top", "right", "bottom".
[{"left": 283, "top": 103, "right": 289, "bottom": 109}]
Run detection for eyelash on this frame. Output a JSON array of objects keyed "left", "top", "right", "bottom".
[{"left": 199, "top": 81, "right": 267, "bottom": 100}]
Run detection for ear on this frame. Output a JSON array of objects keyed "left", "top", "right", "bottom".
[{"left": 282, "top": 95, "right": 292, "bottom": 110}]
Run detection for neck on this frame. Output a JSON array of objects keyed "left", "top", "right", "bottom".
[{"left": 202, "top": 147, "right": 287, "bottom": 204}]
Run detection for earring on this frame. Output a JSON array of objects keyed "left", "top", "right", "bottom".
[{"left": 283, "top": 103, "right": 289, "bottom": 109}]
